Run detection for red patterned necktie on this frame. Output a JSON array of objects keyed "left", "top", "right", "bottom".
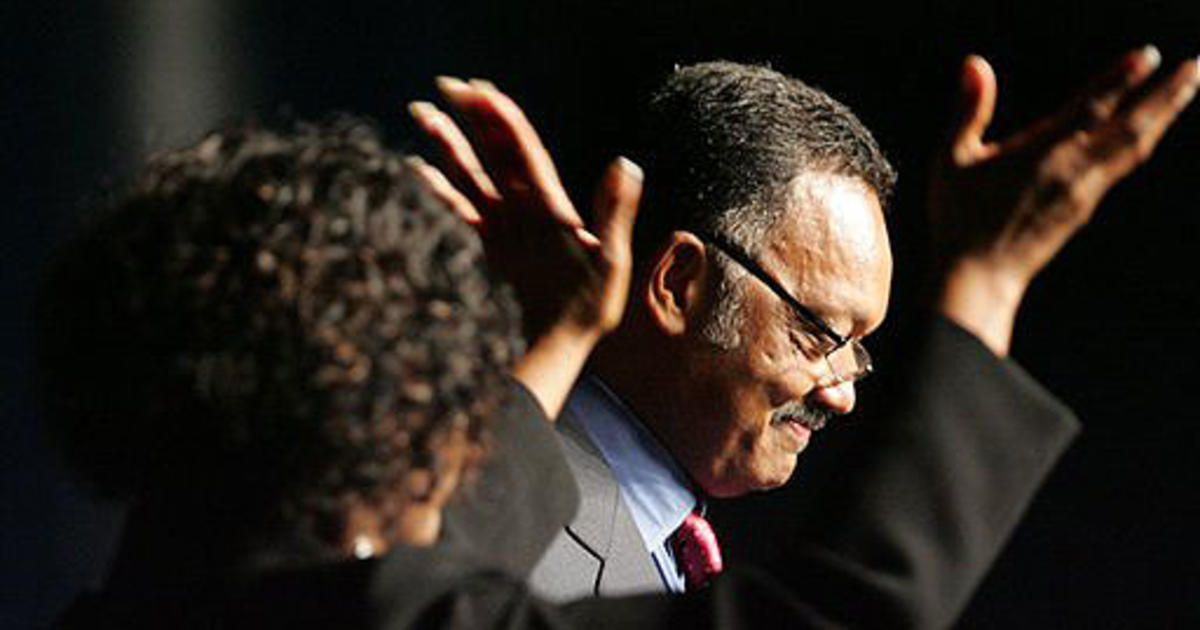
[{"left": 670, "top": 511, "right": 724, "bottom": 590}]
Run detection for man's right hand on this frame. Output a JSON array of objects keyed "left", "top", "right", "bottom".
[
  {"left": 406, "top": 78, "right": 642, "bottom": 417},
  {"left": 930, "top": 47, "right": 1199, "bottom": 355}
]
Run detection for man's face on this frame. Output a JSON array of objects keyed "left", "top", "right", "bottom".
[{"left": 670, "top": 173, "right": 893, "bottom": 497}]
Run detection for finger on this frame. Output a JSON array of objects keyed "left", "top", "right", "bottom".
[
  {"left": 462, "top": 79, "right": 576, "bottom": 219},
  {"left": 1076, "top": 45, "right": 1163, "bottom": 125},
  {"left": 436, "top": 76, "right": 582, "bottom": 228},
  {"left": 1005, "top": 45, "right": 1162, "bottom": 152},
  {"left": 949, "top": 55, "right": 997, "bottom": 165},
  {"left": 1090, "top": 56, "right": 1200, "bottom": 179},
  {"left": 407, "top": 100, "right": 501, "bottom": 208},
  {"left": 590, "top": 157, "right": 644, "bottom": 264},
  {"left": 405, "top": 156, "right": 483, "bottom": 225}
]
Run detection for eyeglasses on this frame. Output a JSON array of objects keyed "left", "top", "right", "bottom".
[{"left": 694, "top": 230, "right": 873, "bottom": 385}]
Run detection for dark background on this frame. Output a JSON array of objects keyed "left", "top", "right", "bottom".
[{"left": 3, "top": 1, "right": 1197, "bottom": 627}]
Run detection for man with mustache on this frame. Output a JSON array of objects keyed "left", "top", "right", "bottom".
[{"left": 410, "top": 47, "right": 1197, "bottom": 624}]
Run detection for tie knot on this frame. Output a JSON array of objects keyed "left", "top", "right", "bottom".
[{"left": 671, "top": 511, "right": 723, "bottom": 590}]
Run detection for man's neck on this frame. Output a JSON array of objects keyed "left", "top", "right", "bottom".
[
  {"left": 590, "top": 329, "right": 681, "bottom": 450},
  {"left": 566, "top": 374, "right": 699, "bottom": 551}
]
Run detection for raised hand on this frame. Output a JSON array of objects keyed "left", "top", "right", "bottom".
[
  {"left": 930, "top": 47, "right": 1199, "bottom": 354},
  {"left": 407, "top": 78, "right": 642, "bottom": 415}
]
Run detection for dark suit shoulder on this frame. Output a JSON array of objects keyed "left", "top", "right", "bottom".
[{"left": 441, "top": 380, "right": 580, "bottom": 578}]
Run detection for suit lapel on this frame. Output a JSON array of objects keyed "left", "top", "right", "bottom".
[
  {"left": 557, "top": 411, "right": 665, "bottom": 596},
  {"left": 556, "top": 413, "right": 619, "bottom": 560}
]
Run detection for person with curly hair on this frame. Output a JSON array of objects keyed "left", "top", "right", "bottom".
[{"left": 39, "top": 115, "right": 643, "bottom": 627}]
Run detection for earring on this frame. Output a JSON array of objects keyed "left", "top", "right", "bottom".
[{"left": 352, "top": 534, "right": 376, "bottom": 559}]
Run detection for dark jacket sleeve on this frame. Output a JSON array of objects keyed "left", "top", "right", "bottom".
[
  {"left": 375, "top": 317, "right": 1079, "bottom": 630},
  {"left": 439, "top": 379, "right": 580, "bottom": 578},
  {"left": 757, "top": 315, "right": 1080, "bottom": 628},
  {"left": 368, "top": 379, "right": 583, "bottom": 629}
]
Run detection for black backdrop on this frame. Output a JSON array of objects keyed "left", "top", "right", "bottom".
[{"left": 3, "top": 2, "right": 1197, "bottom": 627}]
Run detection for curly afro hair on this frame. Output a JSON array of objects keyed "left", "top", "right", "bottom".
[{"left": 37, "top": 118, "right": 523, "bottom": 554}]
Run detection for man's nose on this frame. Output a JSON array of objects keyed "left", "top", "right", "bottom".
[{"left": 811, "top": 380, "right": 856, "bottom": 415}]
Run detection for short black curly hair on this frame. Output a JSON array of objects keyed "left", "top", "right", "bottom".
[
  {"left": 631, "top": 60, "right": 897, "bottom": 259},
  {"left": 37, "top": 118, "right": 522, "bottom": 554}
]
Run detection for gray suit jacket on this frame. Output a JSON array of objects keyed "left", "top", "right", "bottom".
[{"left": 527, "top": 410, "right": 663, "bottom": 601}]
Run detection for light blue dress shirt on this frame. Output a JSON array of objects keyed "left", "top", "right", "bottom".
[{"left": 566, "top": 374, "right": 699, "bottom": 593}]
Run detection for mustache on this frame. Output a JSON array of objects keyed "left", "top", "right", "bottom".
[{"left": 770, "top": 401, "right": 834, "bottom": 432}]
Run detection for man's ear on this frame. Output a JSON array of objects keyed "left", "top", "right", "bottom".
[{"left": 643, "top": 231, "right": 709, "bottom": 337}]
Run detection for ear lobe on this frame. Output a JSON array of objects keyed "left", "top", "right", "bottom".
[{"left": 645, "top": 232, "right": 708, "bottom": 336}]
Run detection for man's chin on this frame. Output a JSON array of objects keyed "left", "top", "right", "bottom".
[
  {"left": 704, "top": 459, "right": 800, "bottom": 498},
  {"left": 760, "top": 457, "right": 801, "bottom": 492}
]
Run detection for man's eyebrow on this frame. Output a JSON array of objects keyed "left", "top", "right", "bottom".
[
  {"left": 777, "top": 300, "right": 838, "bottom": 345},
  {"left": 782, "top": 305, "right": 822, "bottom": 336}
]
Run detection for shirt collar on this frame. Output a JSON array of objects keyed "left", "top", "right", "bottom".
[{"left": 566, "top": 374, "right": 698, "bottom": 552}]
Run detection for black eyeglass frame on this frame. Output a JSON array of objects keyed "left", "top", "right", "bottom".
[{"left": 693, "top": 229, "right": 873, "bottom": 382}]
